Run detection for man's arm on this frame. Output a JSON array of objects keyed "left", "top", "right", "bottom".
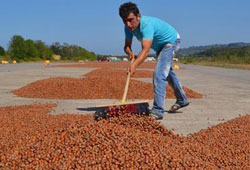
[
  {"left": 124, "top": 39, "right": 135, "bottom": 60},
  {"left": 129, "top": 39, "right": 152, "bottom": 74}
]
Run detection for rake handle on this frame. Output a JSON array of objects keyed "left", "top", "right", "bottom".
[
  {"left": 121, "top": 72, "right": 131, "bottom": 103},
  {"left": 121, "top": 58, "right": 135, "bottom": 103}
]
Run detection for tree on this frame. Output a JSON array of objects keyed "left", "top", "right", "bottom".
[
  {"left": 50, "top": 42, "right": 97, "bottom": 61},
  {"left": 34, "top": 40, "right": 53, "bottom": 60},
  {"left": 8, "top": 35, "right": 26, "bottom": 61},
  {"left": 50, "top": 42, "right": 63, "bottom": 56},
  {"left": 63, "top": 45, "right": 83, "bottom": 60},
  {"left": 0, "top": 45, "right": 5, "bottom": 56},
  {"left": 24, "top": 39, "right": 39, "bottom": 61}
]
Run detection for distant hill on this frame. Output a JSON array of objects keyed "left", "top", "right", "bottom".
[
  {"left": 178, "top": 43, "right": 250, "bottom": 64},
  {"left": 178, "top": 42, "right": 250, "bottom": 55}
]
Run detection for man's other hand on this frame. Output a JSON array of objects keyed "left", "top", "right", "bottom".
[
  {"left": 129, "top": 53, "right": 136, "bottom": 60},
  {"left": 128, "top": 62, "right": 136, "bottom": 75}
]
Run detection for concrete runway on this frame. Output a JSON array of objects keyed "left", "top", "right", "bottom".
[{"left": 1, "top": 62, "right": 250, "bottom": 135}]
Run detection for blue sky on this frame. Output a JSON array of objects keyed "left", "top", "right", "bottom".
[{"left": 0, "top": 0, "right": 250, "bottom": 55}]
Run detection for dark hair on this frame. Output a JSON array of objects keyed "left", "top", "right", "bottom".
[{"left": 119, "top": 2, "right": 140, "bottom": 19}]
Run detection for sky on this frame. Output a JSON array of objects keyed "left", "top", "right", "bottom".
[{"left": 0, "top": 0, "right": 250, "bottom": 55}]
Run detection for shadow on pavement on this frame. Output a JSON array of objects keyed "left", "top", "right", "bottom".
[
  {"left": 165, "top": 110, "right": 183, "bottom": 114},
  {"left": 77, "top": 107, "right": 99, "bottom": 112}
]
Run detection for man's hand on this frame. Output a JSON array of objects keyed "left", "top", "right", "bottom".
[
  {"left": 125, "top": 39, "right": 152, "bottom": 75},
  {"left": 129, "top": 53, "right": 136, "bottom": 61},
  {"left": 128, "top": 58, "right": 136, "bottom": 75}
]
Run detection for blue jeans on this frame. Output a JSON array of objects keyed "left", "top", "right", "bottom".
[{"left": 152, "top": 39, "right": 188, "bottom": 116}]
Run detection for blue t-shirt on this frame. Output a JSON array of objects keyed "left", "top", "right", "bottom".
[{"left": 125, "top": 16, "right": 178, "bottom": 52}]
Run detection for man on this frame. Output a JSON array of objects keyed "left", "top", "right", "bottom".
[{"left": 119, "top": 2, "right": 189, "bottom": 120}]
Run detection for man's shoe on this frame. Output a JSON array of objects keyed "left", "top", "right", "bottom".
[
  {"left": 169, "top": 102, "right": 189, "bottom": 113},
  {"left": 149, "top": 111, "right": 163, "bottom": 120}
]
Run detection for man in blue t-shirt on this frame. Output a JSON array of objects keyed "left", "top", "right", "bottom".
[{"left": 119, "top": 2, "right": 189, "bottom": 120}]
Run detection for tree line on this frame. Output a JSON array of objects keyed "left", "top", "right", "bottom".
[
  {"left": 0, "top": 35, "right": 97, "bottom": 62},
  {"left": 177, "top": 42, "right": 250, "bottom": 55},
  {"left": 178, "top": 46, "right": 250, "bottom": 64}
]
